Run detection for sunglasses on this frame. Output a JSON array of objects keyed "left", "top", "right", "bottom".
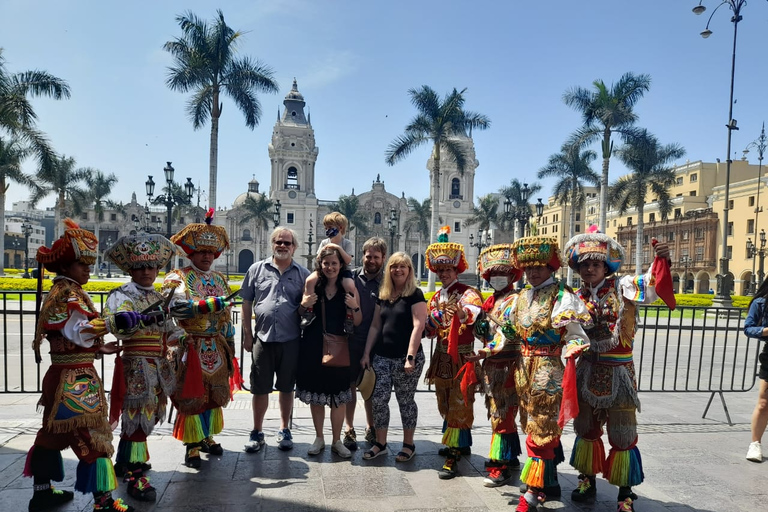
[{"left": 274, "top": 240, "right": 293, "bottom": 246}]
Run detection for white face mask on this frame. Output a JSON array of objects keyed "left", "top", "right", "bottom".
[{"left": 490, "top": 276, "right": 510, "bottom": 291}]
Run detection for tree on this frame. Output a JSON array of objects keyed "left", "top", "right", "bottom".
[
  {"left": 403, "top": 197, "right": 434, "bottom": 278},
  {"left": 609, "top": 129, "right": 685, "bottom": 274},
  {"left": 386, "top": 86, "right": 490, "bottom": 291},
  {"left": 85, "top": 169, "right": 118, "bottom": 271},
  {"left": 498, "top": 179, "right": 542, "bottom": 239},
  {"left": 164, "top": 9, "right": 279, "bottom": 211},
  {"left": 238, "top": 192, "right": 273, "bottom": 261},
  {"left": 31, "top": 155, "right": 90, "bottom": 238},
  {"left": 330, "top": 194, "right": 369, "bottom": 237},
  {"left": 563, "top": 72, "right": 651, "bottom": 231},
  {"left": 538, "top": 142, "right": 599, "bottom": 285},
  {"left": 1, "top": 49, "right": 70, "bottom": 275},
  {"left": 465, "top": 194, "right": 499, "bottom": 232}
]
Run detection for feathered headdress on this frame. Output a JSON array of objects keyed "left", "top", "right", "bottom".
[{"left": 425, "top": 225, "right": 468, "bottom": 273}]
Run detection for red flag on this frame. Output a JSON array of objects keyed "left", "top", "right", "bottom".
[
  {"left": 447, "top": 314, "right": 461, "bottom": 365},
  {"left": 455, "top": 361, "right": 478, "bottom": 404},
  {"left": 229, "top": 356, "right": 244, "bottom": 399},
  {"left": 558, "top": 357, "right": 579, "bottom": 429},
  {"left": 651, "top": 239, "right": 676, "bottom": 310}
]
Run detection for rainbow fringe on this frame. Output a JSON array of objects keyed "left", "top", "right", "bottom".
[
  {"left": 441, "top": 422, "right": 472, "bottom": 448},
  {"left": 520, "top": 457, "right": 545, "bottom": 488},
  {"left": 23, "top": 446, "right": 64, "bottom": 481},
  {"left": 74, "top": 458, "right": 117, "bottom": 494},
  {"left": 605, "top": 446, "right": 644, "bottom": 487},
  {"left": 489, "top": 432, "right": 521, "bottom": 462},
  {"left": 116, "top": 439, "right": 149, "bottom": 464},
  {"left": 569, "top": 436, "right": 605, "bottom": 476},
  {"left": 173, "top": 407, "right": 224, "bottom": 443}
]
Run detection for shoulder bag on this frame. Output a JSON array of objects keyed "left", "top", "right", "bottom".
[{"left": 321, "top": 296, "right": 350, "bottom": 367}]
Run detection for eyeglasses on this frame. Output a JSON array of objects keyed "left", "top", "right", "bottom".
[{"left": 274, "top": 240, "right": 292, "bottom": 246}]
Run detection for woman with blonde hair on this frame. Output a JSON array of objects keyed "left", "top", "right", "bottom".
[{"left": 360, "top": 252, "right": 427, "bottom": 461}]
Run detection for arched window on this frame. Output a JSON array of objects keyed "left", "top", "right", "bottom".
[
  {"left": 286, "top": 166, "right": 299, "bottom": 190},
  {"left": 450, "top": 178, "right": 461, "bottom": 199},
  {"left": 374, "top": 212, "right": 381, "bottom": 224},
  {"left": 242, "top": 229, "right": 252, "bottom": 241}
]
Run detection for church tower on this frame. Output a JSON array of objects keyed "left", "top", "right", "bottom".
[{"left": 268, "top": 79, "right": 319, "bottom": 259}]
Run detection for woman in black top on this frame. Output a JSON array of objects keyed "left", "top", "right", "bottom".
[{"left": 360, "top": 252, "right": 427, "bottom": 461}]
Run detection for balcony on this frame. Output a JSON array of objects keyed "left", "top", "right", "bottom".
[
  {"left": 284, "top": 183, "right": 300, "bottom": 190},
  {"left": 449, "top": 194, "right": 463, "bottom": 200}
]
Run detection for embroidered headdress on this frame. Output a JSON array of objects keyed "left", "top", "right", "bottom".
[
  {"left": 564, "top": 225, "right": 625, "bottom": 275},
  {"left": 170, "top": 208, "right": 230, "bottom": 258},
  {"left": 106, "top": 233, "right": 176, "bottom": 273},
  {"left": 425, "top": 225, "right": 468, "bottom": 273},
  {"left": 510, "top": 235, "right": 563, "bottom": 271},
  {"left": 478, "top": 243, "right": 522, "bottom": 282},
  {"left": 36, "top": 218, "right": 99, "bottom": 273}
]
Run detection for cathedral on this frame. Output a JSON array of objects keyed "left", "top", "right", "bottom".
[{"left": 223, "top": 79, "right": 481, "bottom": 277}]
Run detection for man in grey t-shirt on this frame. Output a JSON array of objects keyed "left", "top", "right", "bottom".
[
  {"left": 343, "top": 237, "right": 387, "bottom": 450},
  {"left": 241, "top": 227, "right": 309, "bottom": 453}
]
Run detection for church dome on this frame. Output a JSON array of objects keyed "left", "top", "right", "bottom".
[
  {"left": 285, "top": 78, "right": 304, "bottom": 101},
  {"left": 232, "top": 176, "right": 262, "bottom": 207}
]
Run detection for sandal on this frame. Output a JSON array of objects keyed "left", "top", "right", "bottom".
[
  {"left": 395, "top": 442, "right": 416, "bottom": 462},
  {"left": 363, "top": 441, "right": 388, "bottom": 460}
]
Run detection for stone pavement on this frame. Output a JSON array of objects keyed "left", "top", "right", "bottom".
[{"left": 0, "top": 388, "right": 765, "bottom": 512}]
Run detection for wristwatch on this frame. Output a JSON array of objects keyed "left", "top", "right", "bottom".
[
  {"left": 407, "top": 354, "right": 415, "bottom": 362},
  {"left": 353, "top": 307, "right": 360, "bottom": 312}
]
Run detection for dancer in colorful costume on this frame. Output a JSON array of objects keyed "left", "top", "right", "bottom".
[
  {"left": 424, "top": 226, "right": 483, "bottom": 479},
  {"left": 563, "top": 227, "right": 672, "bottom": 512},
  {"left": 103, "top": 233, "right": 185, "bottom": 501},
  {"left": 508, "top": 236, "right": 592, "bottom": 512},
  {"left": 163, "top": 209, "right": 238, "bottom": 468},
  {"left": 25, "top": 219, "right": 144, "bottom": 512},
  {"left": 468, "top": 244, "right": 523, "bottom": 488}
]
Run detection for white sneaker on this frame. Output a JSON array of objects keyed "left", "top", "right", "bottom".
[
  {"left": 308, "top": 437, "right": 325, "bottom": 456},
  {"left": 746, "top": 441, "right": 763, "bottom": 462},
  {"left": 331, "top": 439, "right": 352, "bottom": 459}
]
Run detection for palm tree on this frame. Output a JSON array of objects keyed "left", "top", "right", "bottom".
[
  {"left": 85, "top": 169, "right": 118, "bottom": 270},
  {"left": 465, "top": 194, "right": 499, "bottom": 232},
  {"left": 0, "top": 137, "right": 36, "bottom": 275},
  {"left": 30, "top": 154, "right": 90, "bottom": 238},
  {"left": 563, "top": 72, "right": 651, "bottom": 231},
  {"left": 0, "top": 48, "right": 71, "bottom": 168},
  {"left": 499, "top": 179, "right": 542, "bottom": 239},
  {"left": 403, "top": 197, "right": 433, "bottom": 278},
  {"left": 163, "top": 9, "right": 279, "bottom": 211},
  {"left": 538, "top": 142, "right": 600, "bottom": 285},
  {"left": 238, "top": 193, "right": 273, "bottom": 261},
  {"left": 386, "top": 86, "right": 490, "bottom": 291},
  {"left": 330, "top": 194, "right": 369, "bottom": 236},
  {"left": 609, "top": 130, "right": 685, "bottom": 274}
]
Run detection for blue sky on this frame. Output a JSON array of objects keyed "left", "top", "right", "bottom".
[{"left": 3, "top": 0, "right": 768, "bottom": 211}]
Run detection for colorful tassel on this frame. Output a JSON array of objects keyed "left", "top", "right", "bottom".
[
  {"left": 605, "top": 446, "right": 644, "bottom": 487},
  {"left": 489, "top": 432, "right": 522, "bottom": 461},
  {"left": 74, "top": 458, "right": 117, "bottom": 494},
  {"left": 173, "top": 412, "right": 204, "bottom": 443},
  {"left": 520, "top": 457, "right": 545, "bottom": 488},
  {"left": 570, "top": 436, "right": 605, "bottom": 476},
  {"left": 441, "top": 425, "right": 472, "bottom": 448}
]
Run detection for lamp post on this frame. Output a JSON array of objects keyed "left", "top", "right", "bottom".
[
  {"left": 515, "top": 183, "right": 532, "bottom": 239},
  {"left": 145, "top": 162, "right": 194, "bottom": 271},
  {"left": 132, "top": 205, "right": 163, "bottom": 234},
  {"left": 746, "top": 229, "right": 767, "bottom": 293},
  {"left": 10, "top": 237, "right": 21, "bottom": 268},
  {"left": 469, "top": 229, "right": 492, "bottom": 288},
  {"left": 305, "top": 216, "right": 315, "bottom": 268},
  {"left": 273, "top": 199, "right": 281, "bottom": 228},
  {"left": 743, "top": 122, "right": 767, "bottom": 295},
  {"left": 535, "top": 198, "right": 545, "bottom": 231},
  {"left": 693, "top": 0, "right": 760, "bottom": 305},
  {"left": 21, "top": 222, "right": 33, "bottom": 278},
  {"left": 680, "top": 255, "right": 693, "bottom": 293},
  {"left": 104, "top": 236, "right": 114, "bottom": 278},
  {"left": 388, "top": 208, "right": 399, "bottom": 252}
]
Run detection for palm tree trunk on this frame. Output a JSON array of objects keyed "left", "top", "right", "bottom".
[
  {"left": 209, "top": 101, "right": 220, "bottom": 212},
  {"left": 427, "top": 145, "right": 441, "bottom": 292},
  {"left": 599, "top": 131, "right": 611, "bottom": 231},
  {"left": 567, "top": 185, "right": 576, "bottom": 286},
  {"left": 635, "top": 203, "right": 644, "bottom": 275},
  {"left": 94, "top": 214, "right": 100, "bottom": 276},
  {"left": 56, "top": 191, "right": 65, "bottom": 239}
]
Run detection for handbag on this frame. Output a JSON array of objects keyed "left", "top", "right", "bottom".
[{"left": 321, "top": 297, "right": 350, "bottom": 367}]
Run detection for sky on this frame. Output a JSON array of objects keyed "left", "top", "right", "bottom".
[{"left": 3, "top": 0, "right": 768, "bottom": 212}]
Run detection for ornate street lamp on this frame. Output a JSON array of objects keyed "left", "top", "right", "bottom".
[
  {"left": 680, "top": 255, "right": 693, "bottom": 293},
  {"left": 10, "top": 237, "right": 21, "bottom": 269},
  {"left": 693, "top": 0, "right": 764, "bottom": 304},
  {"left": 747, "top": 229, "right": 767, "bottom": 293},
  {"left": 388, "top": 208, "right": 400, "bottom": 252},
  {"left": 21, "top": 222, "right": 33, "bottom": 278},
  {"left": 514, "top": 183, "right": 533, "bottom": 238},
  {"left": 273, "top": 199, "right": 281, "bottom": 228},
  {"left": 469, "top": 229, "right": 492, "bottom": 288},
  {"left": 145, "top": 162, "right": 194, "bottom": 271},
  {"left": 305, "top": 216, "right": 315, "bottom": 268},
  {"left": 132, "top": 205, "right": 162, "bottom": 234},
  {"left": 743, "top": 123, "right": 767, "bottom": 294},
  {"left": 104, "top": 236, "right": 114, "bottom": 278}
]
